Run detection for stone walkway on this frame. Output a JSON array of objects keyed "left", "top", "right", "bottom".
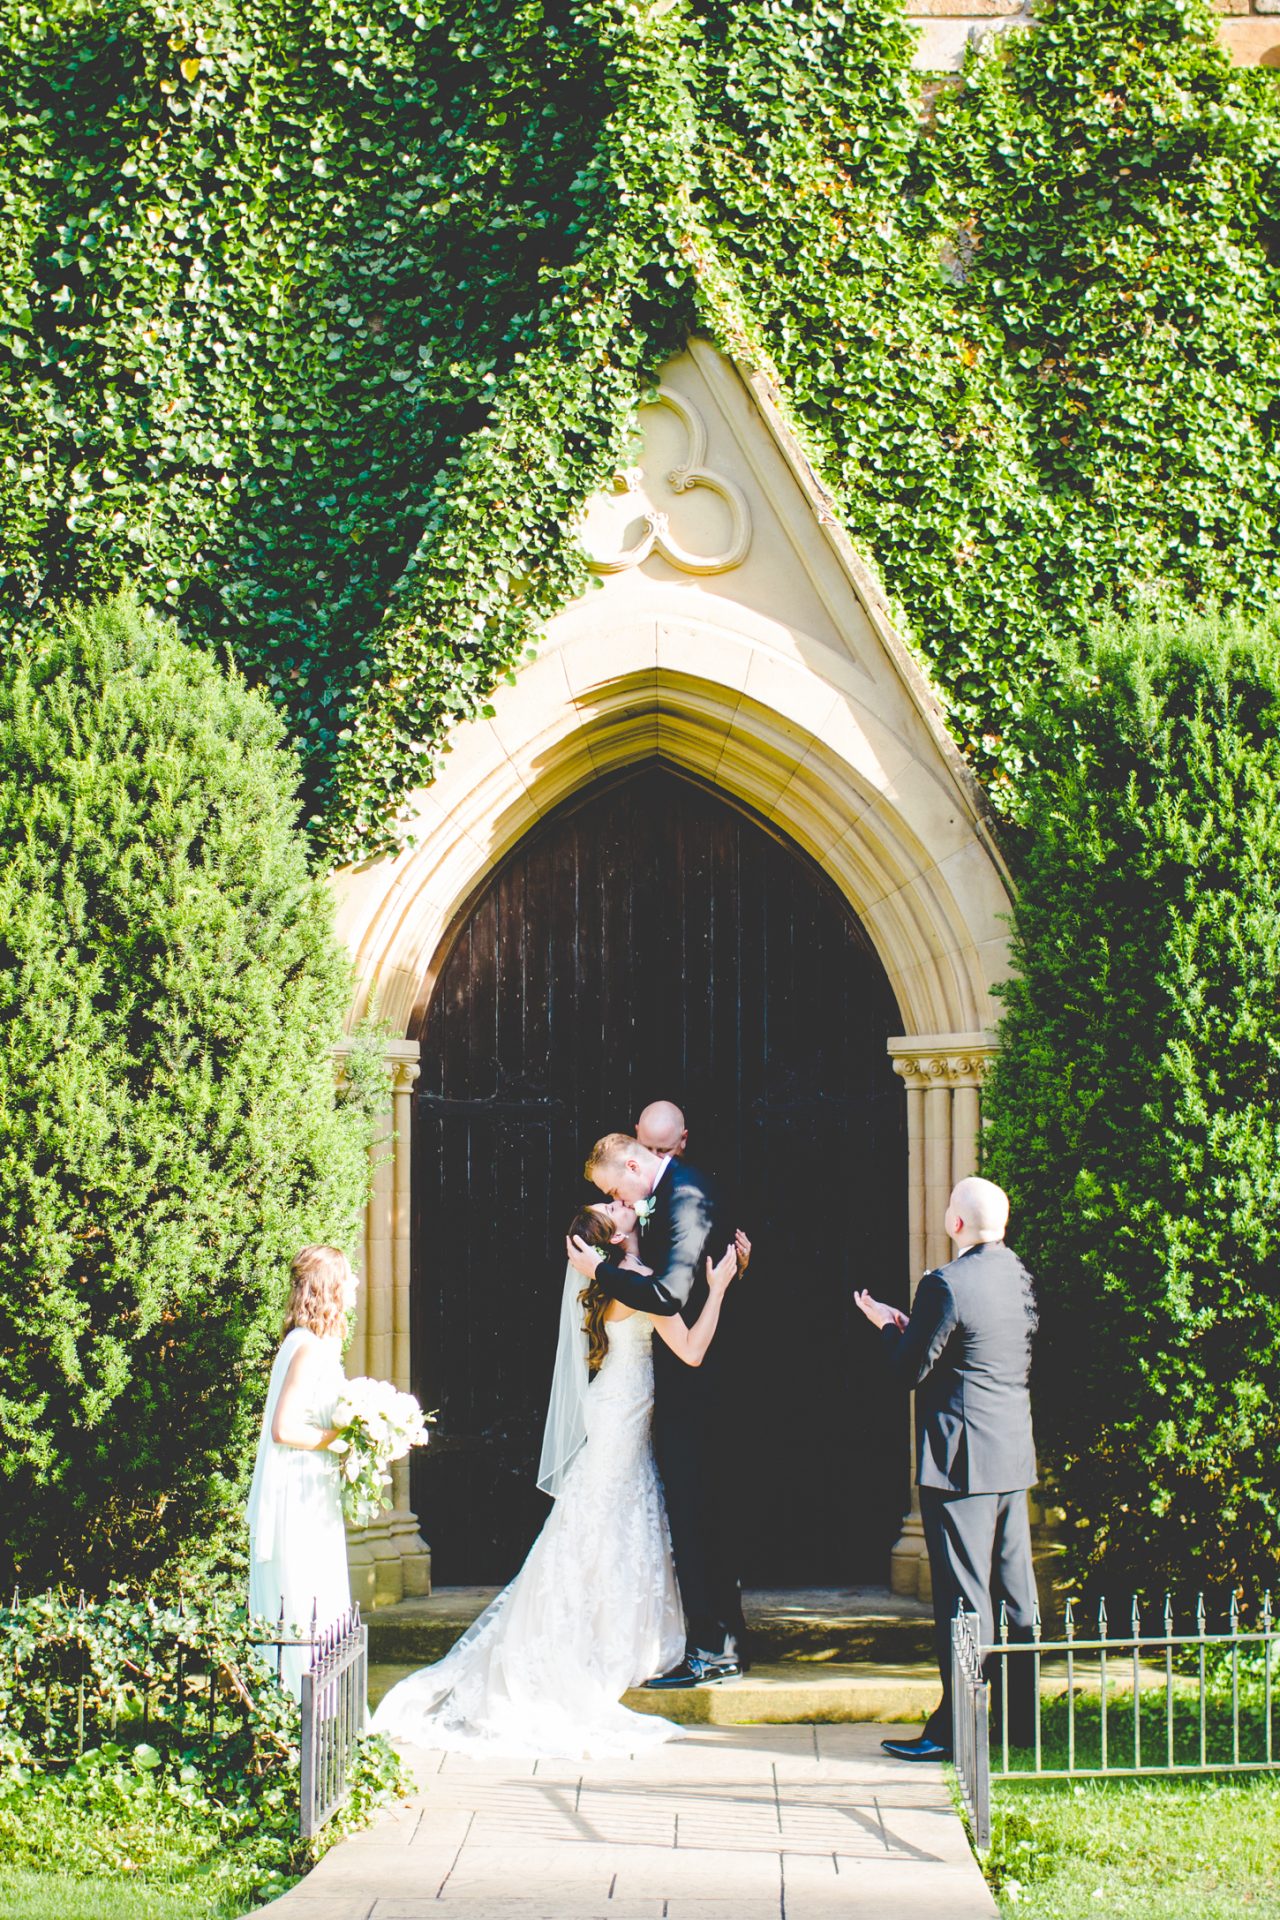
[{"left": 256, "top": 1723, "right": 995, "bottom": 1920}]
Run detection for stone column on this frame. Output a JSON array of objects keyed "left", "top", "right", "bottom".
[
  {"left": 386, "top": 1053, "right": 431, "bottom": 1596},
  {"left": 885, "top": 1033, "right": 996, "bottom": 1602},
  {"left": 339, "top": 1037, "right": 431, "bottom": 1609}
]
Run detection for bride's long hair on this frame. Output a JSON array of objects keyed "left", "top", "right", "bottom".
[
  {"left": 282, "top": 1244, "right": 352, "bottom": 1341},
  {"left": 567, "top": 1207, "right": 619, "bottom": 1374}
]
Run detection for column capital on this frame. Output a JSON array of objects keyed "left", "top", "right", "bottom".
[
  {"left": 334, "top": 1034, "right": 422, "bottom": 1091},
  {"left": 887, "top": 1031, "right": 997, "bottom": 1089},
  {"left": 391, "top": 1055, "right": 421, "bottom": 1095}
]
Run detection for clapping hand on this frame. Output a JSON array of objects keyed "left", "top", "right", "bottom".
[
  {"left": 854, "top": 1289, "right": 909, "bottom": 1332},
  {"left": 735, "top": 1228, "right": 751, "bottom": 1274}
]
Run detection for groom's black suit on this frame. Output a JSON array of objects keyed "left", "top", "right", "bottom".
[
  {"left": 879, "top": 1238, "right": 1040, "bottom": 1747},
  {"left": 593, "top": 1157, "right": 745, "bottom": 1662}
]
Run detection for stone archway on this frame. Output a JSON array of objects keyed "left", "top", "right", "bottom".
[{"left": 331, "top": 339, "right": 1013, "bottom": 1605}]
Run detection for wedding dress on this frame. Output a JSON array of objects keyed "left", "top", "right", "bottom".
[
  {"left": 245, "top": 1327, "right": 350, "bottom": 1700},
  {"left": 371, "top": 1311, "right": 685, "bottom": 1757}
]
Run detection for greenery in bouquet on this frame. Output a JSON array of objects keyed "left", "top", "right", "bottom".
[{"left": 329, "top": 1379, "right": 434, "bottom": 1528}]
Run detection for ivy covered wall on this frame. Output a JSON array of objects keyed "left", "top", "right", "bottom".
[{"left": 3, "top": 0, "right": 1279, "bottom": 860}]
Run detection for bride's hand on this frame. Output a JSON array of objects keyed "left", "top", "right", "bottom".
[{"left": 707, "top": 1244, "right": 737, "bottom": 1294}]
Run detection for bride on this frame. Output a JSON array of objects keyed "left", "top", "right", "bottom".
[{"left": 371, "top": 1200, "right": 737, "bottom": 1758}]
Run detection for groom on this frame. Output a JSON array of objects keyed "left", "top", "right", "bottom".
[{"left": 567, "top": 1129, "right": 747, "bottom": 1687}]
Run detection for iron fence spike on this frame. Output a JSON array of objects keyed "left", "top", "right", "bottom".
[{"left": 1099, "top": 1596, "right": 1108, "bottom": 1637}]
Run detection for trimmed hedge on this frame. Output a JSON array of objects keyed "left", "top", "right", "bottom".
[
  {"left": 983, "top": 608, "right": 1280, "bottom": 1593},
  {"left": 0, "top": 594, "right": 377, "bottom": 1590}
]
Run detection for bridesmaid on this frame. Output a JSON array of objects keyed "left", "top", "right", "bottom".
[{"left": 246, "top": 1245, "right": 358, "bottom": 1698}]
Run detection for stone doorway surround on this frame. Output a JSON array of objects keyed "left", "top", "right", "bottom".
[{"left": 329, "top": 337, "right": 1014, "bottom": 1607}]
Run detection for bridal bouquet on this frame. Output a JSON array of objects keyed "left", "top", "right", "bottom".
[{"left": 328, "top": 1378, "right": 434, "bottom": 1527}]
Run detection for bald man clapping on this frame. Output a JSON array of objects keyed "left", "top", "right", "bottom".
[{"left": 856, "top": 1177, "right": 1040, "bottom": 1762}]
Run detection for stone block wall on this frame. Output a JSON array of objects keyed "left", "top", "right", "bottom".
[{"left": 907, "top": 0, "right": 1280, "bottom": 68}]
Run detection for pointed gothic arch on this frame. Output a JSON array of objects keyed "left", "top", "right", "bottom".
[{"left": 333, "top": 339, "right": 1014, "bottom": 1606}]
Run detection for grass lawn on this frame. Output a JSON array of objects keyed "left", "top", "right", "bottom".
[
  {"left": 0, "top": 1865, "right": 236, "bottom": 1920},
  {"left": 987, "top": 1771, "right": 1280, "bottom": 1917},
  {"left": 975, "top": 1684, "right": 1280, "bottom": 1917}
]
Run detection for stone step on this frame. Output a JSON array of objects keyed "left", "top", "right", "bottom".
[
  {"left": 365, "top": 1585, "right": 936, "bottom": 1669},
  {"left": 368, "top": 1658, "right": 938, "bottom": 1725}
]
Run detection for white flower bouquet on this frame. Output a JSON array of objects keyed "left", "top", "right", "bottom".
[{"left": 328, "top": 1377, "right": 434, "bottom": 1528}]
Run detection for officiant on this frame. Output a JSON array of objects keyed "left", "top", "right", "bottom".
[{"left": 855, "top": 1176, "right": 1040, "bottom": 1760}]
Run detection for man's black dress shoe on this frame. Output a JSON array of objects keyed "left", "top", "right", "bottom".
[
  {"left": 642, "top": 1655, "right": 743, "bottom": 1690},
  {"left": 880, "top": 1734, "right": 952, "bottom": 1761}
]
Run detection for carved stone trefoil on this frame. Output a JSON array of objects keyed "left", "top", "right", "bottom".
[{"left": 582, "top": 386, "right": 752, "bottom": 576}]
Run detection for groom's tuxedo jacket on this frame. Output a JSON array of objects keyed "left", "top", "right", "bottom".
[
  {"left": 881, "top": 1239, "right": 1037, "bottom": 1494},
  {"left": 593, "top": 1158, "right": 722, "bottom": 1395}
]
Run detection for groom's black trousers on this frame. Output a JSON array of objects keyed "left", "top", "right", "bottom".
[
  {"left": 652, "top": 1364, "right": 745, "bottom": 1661},
  {"left": 920, "top": 1487, "right": 1038, "bottom": 1748}
]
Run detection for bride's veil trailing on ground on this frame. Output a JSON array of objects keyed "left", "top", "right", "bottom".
[{"left": 537, "top": 1262, "right": 593, "bottom": 1497}]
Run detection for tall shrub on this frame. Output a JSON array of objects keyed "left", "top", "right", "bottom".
[
  {"left": 984, "top": 609, "right": 1280, "bottom": 1595},
  {"left": 0, "top": 595, "right": 374, "bottom": 1591}
]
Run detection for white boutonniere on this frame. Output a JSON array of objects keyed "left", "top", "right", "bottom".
[{"left": 634, "top": 1196, "right": 656, "bottom": 1232}]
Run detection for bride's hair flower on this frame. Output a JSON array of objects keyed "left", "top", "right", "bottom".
[{"left": 327, "top": 1376, "right": 435, "bottom": 1527}]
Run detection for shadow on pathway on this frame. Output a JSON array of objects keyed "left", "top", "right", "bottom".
[{"left": 251, "top": 1722, "right": 995, "bottom": 1920}]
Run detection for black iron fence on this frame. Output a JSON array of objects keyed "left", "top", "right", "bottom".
[{"left": 953, "top": 1594, "right": 1279, "bottom": 1851}]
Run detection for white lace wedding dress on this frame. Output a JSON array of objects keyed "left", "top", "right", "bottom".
[{"left": 371, "top": 1312, "right": 685, "bottom": 1758}]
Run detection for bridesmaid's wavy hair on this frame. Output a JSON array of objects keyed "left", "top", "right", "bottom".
[
  {"left": 282, "top": 1245, "right": 352, "bottom": 1340},
  {"left": 568, "top": 1207, "right": 619, "bottom": 1374}
]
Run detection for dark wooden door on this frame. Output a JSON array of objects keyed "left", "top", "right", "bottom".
[{"left": 410, "top": 765, "right": 908, "bottom": 1587}]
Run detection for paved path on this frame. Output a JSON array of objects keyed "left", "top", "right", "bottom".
[{"left": 257, "top": 1723, "right": 995, "bottom": 1920}]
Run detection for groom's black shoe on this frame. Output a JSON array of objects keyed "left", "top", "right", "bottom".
[
  {"left": 880, "top": 1735, "right": 952, "bottom": 1762},
  {"left": 643, "top": 1655, "right": 743, "bottom": 1690}
]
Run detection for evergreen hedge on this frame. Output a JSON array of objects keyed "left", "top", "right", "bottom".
[
  {"left": 983, "top": 609, "right": 1280, "bottom": 1594},
  {"left": 0, "top": 595, "right": 377, "bottom": 1591}
]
